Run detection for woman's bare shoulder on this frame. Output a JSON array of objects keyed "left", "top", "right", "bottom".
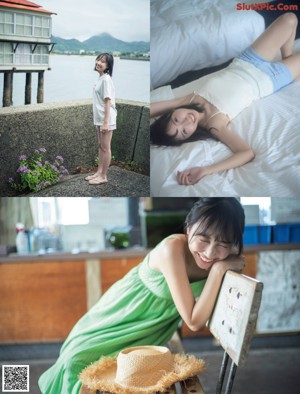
[
  {"left": 208, "top": 115, "right": 232, "bottom": 138},
  {"left": 149, "top": 234, "right": 187, "bottom": 271},
  {"left": 157, "top": 234, "right": 186, "bottom": 253}
]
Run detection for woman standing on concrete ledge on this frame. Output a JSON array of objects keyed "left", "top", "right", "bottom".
[{"left": 85, "top": 52, "right": 117, "bottom": 185}]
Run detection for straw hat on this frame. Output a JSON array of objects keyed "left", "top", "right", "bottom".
[{"left": 79, "top": 345, "right": 205, "bottom": 394}]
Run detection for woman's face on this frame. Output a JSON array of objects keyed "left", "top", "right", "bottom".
[
  {"left": 166, "top": 108, "right": 201, "bottom": 141},
  {"left": 95, "top": 55, "right": 108, "bottom": 75},
  {"left": 187, "top": 223, "right": 232, "bottom": 270}
]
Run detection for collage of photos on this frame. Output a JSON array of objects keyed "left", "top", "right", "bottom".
[{"left": 0, "top": 1, "right": 300, "bottom": 394}]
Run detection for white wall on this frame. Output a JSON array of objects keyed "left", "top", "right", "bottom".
[{"left": 256, "top": 251, "right": 300, "bottom": 333}]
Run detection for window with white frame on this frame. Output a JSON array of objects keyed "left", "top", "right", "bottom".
[
  {"left": 34, "top": 15, "right": 50, "bottom": 38},
  {"left": 12, "top": 43, "right": 49, "bottom": 65},
  {"left": 15, "top": 43, "right": 32, "bottom": 64},
  {"left": 33, "top": 44, "right": 49, "bottom": 64},
  {"left": 16, "top": 13, "right": 33, "bottom": 36},
  {"left": 0, "top": 11, "right": 14, "bottom": 34},
  {"left": 0, "top": 11, "right": 51, "bottom": 38},
  {"left": 0, "top": 42, "right": 13, "bottom": 65}
]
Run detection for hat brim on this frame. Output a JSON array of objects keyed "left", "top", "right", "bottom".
[{"left": 79, "top": 353, "right": 205, "bottom": 394}]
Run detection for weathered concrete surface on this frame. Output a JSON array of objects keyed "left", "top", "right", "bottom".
[
  {"left": 25, "top": 166, "right": 150, "bottom": 197},
  {"left": 0, "top": 99, "right": 149, "bottom": 196}
]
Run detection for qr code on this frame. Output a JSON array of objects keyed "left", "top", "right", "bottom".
[{"left": 2, "top": 365, "right": 29, "bottom": 392}]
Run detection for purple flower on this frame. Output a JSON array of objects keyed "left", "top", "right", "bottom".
[
  {"left": 37, "top": 181, "right": 51, "bottom": 190},
  {"left": 36, "top": 162, "right": 43, "bottom": 168},
  {"left": 8, "top": 177, "right": 14, "bottom": 184},
  {"left": 56, "top": 155, "right": 64, "bottom": 163},
  {"left": 60, "top": 167, "right": 69, "bottom": 175},
  {"left": 39, "top": 147, "right": 47, "bottom": 153},
  {"left": 17, "top": 166, "right": 30, "bottom": 174},
  {"left": 19, "top": 154, "right": 27, "bottom": 161},
  {"left": 33, "top": 171, "right": 39, "bottom": 176},
  {"left": 50, "top": 165, "right": 59, "bottom": 173}
]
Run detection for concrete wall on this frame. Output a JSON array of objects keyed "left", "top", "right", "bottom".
[{"left": 0, "top": 99, "right": 149, "bottom": 195}]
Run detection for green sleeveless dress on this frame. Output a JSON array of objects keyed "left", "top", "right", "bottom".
[{"left": 38, "top": 253, "right": 206, "bottom": 394}]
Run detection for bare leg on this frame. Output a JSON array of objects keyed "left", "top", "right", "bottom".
[
  {"left": 98, "top": 130, "right": 113, "bottom": 180},
  {"left": 281, "top": 53, "right": 300, "bottom": 80},
  {"left": 89, "top": 130, "right": 113, "bottom": 184},
  {"left": 251, "top": 13, "right": 298, "bottom": 61},
  {"left": 85, "top": 127, "right": 102, "bottom": 181}
]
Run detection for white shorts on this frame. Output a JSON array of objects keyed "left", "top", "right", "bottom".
[{"left": 96, "top": 125, "right": 116, "bottom": 132}]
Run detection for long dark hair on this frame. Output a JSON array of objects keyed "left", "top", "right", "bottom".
[
  {"left": 150, "top": 104, "right": 218, "bottom": 147},
  {"left": 94, "top": 53, "right": 114, "bottom": 76},
  {"left": 184, "top": 198, "right": 245, "bottom": 255}
]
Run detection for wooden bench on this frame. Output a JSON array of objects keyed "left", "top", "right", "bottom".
[{"left": 81, "top": 271, "right": 263, "bottom": 394}]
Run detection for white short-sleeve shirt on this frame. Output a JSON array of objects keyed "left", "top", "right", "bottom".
[{"left": 93, "top": 73, "right": 117, "bottom": 127}]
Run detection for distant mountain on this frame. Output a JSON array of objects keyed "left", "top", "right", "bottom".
[
  {"left": 52, "top": 33, "right": 149, "bottom": 54},
  {"left": 52, "top": 37, "right": 84, "bottom": 53}
]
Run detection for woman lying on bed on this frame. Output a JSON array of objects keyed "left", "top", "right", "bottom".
[{"left": 150, "top": 13, "right": 300, "bottom": 186}]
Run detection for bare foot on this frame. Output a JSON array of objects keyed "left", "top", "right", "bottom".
[
  {"left": 88, "top": 177, "right": 108, "bottom": 185},
  {"left": 85, "top": 174, "right": 99, "bottom": 181}
]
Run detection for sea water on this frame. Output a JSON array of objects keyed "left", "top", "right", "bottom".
[{"left": 0, "top": 54, "right": 150, "bottom": 107}]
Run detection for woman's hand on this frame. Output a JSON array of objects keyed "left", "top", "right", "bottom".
[
  {"left": 101, "top": 122, "right": 109, "bottom": 133},
  {"left": 212, "top": 254, "right": 246, "bottom": 276},
  {"left": 150, "top": 94, "right": 195, "bottom": 118},
  {"left": 177, "top": 167, "right": 208, "bottom": 185}
]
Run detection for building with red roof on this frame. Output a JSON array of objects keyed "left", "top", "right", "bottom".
[{"left": 0, "top": 0, "right": 57, "bottom": 106}]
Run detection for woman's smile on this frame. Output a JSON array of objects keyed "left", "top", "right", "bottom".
[
  {"left": 195, "top": 252, "right": 215, "bottom": 270},
  {"left": 167, "top": 108, "right": 200, "bottom": 140}
]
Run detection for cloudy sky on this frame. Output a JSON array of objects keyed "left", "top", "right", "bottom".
[{"left": 39, "top": 0, "right": 150, "bottom": 42}]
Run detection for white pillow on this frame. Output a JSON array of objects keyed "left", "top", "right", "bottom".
[
  {"left": 151, "top": 6, "right": 265, "bottom": 89},
  {"left": 150, "top": 85, "right": 173, "bottom": 102},
  {"left": 151, "top": 0, "right": 219, "bottom": 22}
]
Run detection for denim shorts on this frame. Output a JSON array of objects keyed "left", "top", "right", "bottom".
[{"left": 238, "top": 47, "right": 293, "bottom": 92}]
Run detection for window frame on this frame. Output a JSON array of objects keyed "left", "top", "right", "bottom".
[{"left": 0, "top": 10, "right": 51, "bottom": 38}]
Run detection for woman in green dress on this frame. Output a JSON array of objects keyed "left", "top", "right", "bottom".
[{"left": 38, "top": 197, "right": 246, "bottom": 394}]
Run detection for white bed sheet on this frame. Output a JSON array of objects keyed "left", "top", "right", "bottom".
[
  {"left": 150, "top": 76, "right": 300, "bottom": 197},
  {"left": 151, "top": 0, "right": 265, "bottom": 89}
]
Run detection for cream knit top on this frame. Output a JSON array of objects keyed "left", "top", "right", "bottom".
[{"left": 196, "top": 58, "right": 273, "bottom": 120}]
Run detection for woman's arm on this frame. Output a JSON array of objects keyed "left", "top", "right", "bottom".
[
  {"left": 155, "top": 238, "right": 245, "bottom": 331},
  {"left": 150, "top": 93, "right": 194, "bottom": 118},
  {"left": 102, "top": 98, "right": 111, "bottom": 132},
  {"left": 177, "top": 123, "right": 255, "bottom": 185}
]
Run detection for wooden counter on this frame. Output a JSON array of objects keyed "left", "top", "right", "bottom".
[
  {"left": 0, "top": 244, "right": 299, "bottom": 343},
  {"left": 0, "top": 248, "right": 148, "bottom": 344},
  {"left": 0, "top": 248, "right": 149, "bottom": 264},
  {"left": 1, "top": 243, "right": 298, "bottom": 264}
]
